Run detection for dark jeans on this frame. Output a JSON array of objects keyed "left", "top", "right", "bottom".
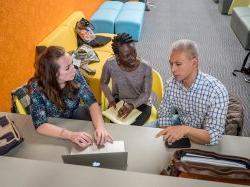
[
  {"left": 72, "top": 105, "right": 91, "bottom": 121},
  {"left": 131, "top": 104, "right": 151, "bottom": 126}
]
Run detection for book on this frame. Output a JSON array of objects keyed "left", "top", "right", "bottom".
[
  {"left": 70, "top": 141, "right": 125, "bottom": 155},
  {"left": 102, "top": 100, "right": 142, "bottom": 125}
]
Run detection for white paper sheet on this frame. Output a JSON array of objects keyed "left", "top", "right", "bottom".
[{"left": 71, "top": 140, "right": 125, "bottom": 155}]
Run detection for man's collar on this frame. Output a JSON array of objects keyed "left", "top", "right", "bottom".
[
  {"left": 177, "top": 71, "right": 202, "bottom": 91},
  {"left": 190, "top": 70, "right": 202, "bottom": 91}
]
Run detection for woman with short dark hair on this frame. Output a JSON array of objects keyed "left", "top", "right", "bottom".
[{"left": 101, "top": 33, "right": 152, "bottom": 126}]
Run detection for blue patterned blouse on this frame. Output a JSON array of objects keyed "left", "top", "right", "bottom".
[{"left": 30, "top": 70, "right": 96, "bottom": 129}]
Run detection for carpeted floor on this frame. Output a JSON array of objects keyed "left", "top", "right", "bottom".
[{"left": 136, "top": 0, "right": 250, "bottom": 136}]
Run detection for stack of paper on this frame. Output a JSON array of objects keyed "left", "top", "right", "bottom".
[
  {"left": 102, "top": 101, "right": 142, "bottom": 125},
  {"left": 181, "top": 153, "right": 247, "bottom": 169},
  {"left": 71, "top": 141, "right": 125, "bottom": 155}
]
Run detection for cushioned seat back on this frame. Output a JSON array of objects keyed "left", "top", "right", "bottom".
[
  {"left": 99, "top": 1, "right": 124, "bottom": 10},
  {"left": 145, "top": 69, "right": 164, "bottom": 123},
  {"left": 115, "top": 2, "right": 145, "bottom": 41},
  {"left": 38, "top": 26, "right": 77, "bottom": 52},
  {"left": 152, "top": 69, "right": 164, "bottom": 105},
  {"left": 61, "top": 11, "right": 85, "bottom": 36},
  {"left": 11, "top": 85, "right": 30, "bottom": 115},
  {"left": 122, "top": 2, "right": 145, "bottom": 11},
  {"left": 61, "top": 11, "right": 85, "bottom": 28},
  {"left": 38, "top": 11, "right": 85, "bottom": 52},
  {"left": 14, "top": 97, "right": 27, "bottom": 115}
]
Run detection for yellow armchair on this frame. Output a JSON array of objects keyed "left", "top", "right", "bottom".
[
  {"left": 146, "top": 69, "right": 164, "bottom": 123},
  {"left": 14, "top": 96, "right": 27, "bottom": 115}
]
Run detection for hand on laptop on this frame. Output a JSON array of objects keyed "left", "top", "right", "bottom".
[
  {"left": 69, "top": 131, "right": 93, "bottom": 148},
  {"left": 94, "top": 127, "right": 113, "bottom": 146}
]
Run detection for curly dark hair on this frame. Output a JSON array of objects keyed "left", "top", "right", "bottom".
[
  {"left": 28, "top": 46, "right": 78, "bottom": 110},
  {"left": 111, "top": 33, "right": 134, "bottom": 55}
]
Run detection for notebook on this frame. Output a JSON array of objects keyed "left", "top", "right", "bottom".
[
  {"left": 181, "top": 153, "right": 247, "bottom": 169},
  {"left": 62, "top": 141, "right": 128, "bottom": 170},
  {"left": 102, "top": 101, "right": 142, "bottom": 125}
]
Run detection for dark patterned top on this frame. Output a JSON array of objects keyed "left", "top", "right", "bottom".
[{"left": 30, "top": 70, "right": 96, "bottom": 129}]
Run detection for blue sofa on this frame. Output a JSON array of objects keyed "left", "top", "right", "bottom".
[
  {"left": 90, "top": 1, "right": 123, "bottom": 33},
  {"left": 115, "top": 2, "right": 145, "bottom": 41},
  {"left": 90, "top": 1, "right": 145, "bottom": 41}
]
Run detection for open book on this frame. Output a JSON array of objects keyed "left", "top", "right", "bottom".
[{"left": 102, "top": 100, "right": 142, "bottom": 125}]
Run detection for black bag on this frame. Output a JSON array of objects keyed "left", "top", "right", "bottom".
[
  {"left": 0, "top": 115, "right": 23, "bottom": 155},
  {"left": 75, "top": 18, "right": 111, "bottom": 48}
]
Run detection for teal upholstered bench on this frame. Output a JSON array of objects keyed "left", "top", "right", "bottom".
[
  {"left": 122, "top": 1, "right": 145, "bottom": 11},
  {"left": 90, "top": 1, "right": 123, "bottom": 33},
  {"left": 98, "top": 1, "right": 123, "bottom": 10},
  {"left": 115, "top": 2, "right": 145, "bottom": 41}
]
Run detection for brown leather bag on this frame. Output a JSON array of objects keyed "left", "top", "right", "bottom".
[{"left": 161, "top": 149, "right": 250, "bottom": 185}]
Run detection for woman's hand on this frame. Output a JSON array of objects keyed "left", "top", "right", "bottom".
[
  {"left": 108, "top": 100, "right": 116, "bottom": 109},
  {"left": 118, "top": 103, "right": 134, "bottom": 119},
  {"left": 69, "top": 131, "right": 93, "bottom": 148},
  {"left": 94, "top": 127, "right": 113, "bottom": 146}
]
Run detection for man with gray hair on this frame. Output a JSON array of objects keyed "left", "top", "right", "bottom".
[{"left": 155, "top": 39, "right": 229, "bottom": 145}]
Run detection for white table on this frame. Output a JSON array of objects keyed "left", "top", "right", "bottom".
[{"left": 1, "top": 112, "right": 249, "bottom": 186}]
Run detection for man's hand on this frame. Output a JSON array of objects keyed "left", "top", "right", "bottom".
[
  {"left": 108, "top": 100, "right": 116, "bottom": 109},
  {"left": 94, "top": 127, "right": 113, "bottom": 146},
  {"left": 69, "top": 131, "right": 93, "bottom": 148},
  {"left": 156, "top": 125, "right": 190, "bottom": 143},
  {"left": 117, "top": 103, "right": 134, "bottom": 119}
]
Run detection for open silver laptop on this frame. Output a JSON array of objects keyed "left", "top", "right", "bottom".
[
  {"left": 62, "top": 152, "right": 128, "bottom": 170},
  {"left": 62, "top": 141, "right": 128, "bottom": 170}
]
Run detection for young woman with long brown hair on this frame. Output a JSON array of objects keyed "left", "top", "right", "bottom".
[{"left": 28, "top": 46, "right": 112, "bottom": 148}]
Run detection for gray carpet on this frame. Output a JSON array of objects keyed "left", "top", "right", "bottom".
[{"left": 136, "top": 0, "right": 250, "bottom": 136}]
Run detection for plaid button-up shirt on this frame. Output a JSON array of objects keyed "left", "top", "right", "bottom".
[{"left": 157, "top": 71, "right": 229, "bottom": 145}]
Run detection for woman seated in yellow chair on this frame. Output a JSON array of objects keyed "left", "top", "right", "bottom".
[
  {"left": 100, "top": 33, "right": 152, "bottom": 126},
  {"left": 28, "top": 46, "right": 112, "bottom": 148}
]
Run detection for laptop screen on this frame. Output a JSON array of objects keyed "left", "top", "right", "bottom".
[{"left": 62, "top": 141, "right": 128, "bottom": 170}]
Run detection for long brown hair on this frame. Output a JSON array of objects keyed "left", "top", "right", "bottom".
[{"left": 28, "top": 46, "right": 78, "bottom": 109}]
